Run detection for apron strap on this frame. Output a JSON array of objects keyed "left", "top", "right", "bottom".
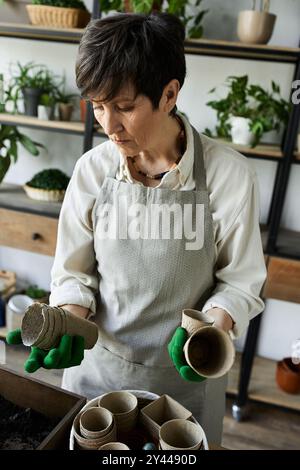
[{"left": 191, "top": 125, "right": 207, "bottom": 192}]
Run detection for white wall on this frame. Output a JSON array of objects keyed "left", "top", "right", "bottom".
[{"left": 0, "top": 0, "right": 300, "bottom": 360}]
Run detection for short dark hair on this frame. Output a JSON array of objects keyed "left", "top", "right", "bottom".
[{"left": 76, "top": 12, "right": 186, "bottom": 116}]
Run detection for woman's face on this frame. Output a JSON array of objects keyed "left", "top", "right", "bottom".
[{"left": 91, "top": 81, "right": 176, "bottom": 157}]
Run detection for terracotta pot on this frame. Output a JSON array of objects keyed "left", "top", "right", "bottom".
[
  {"left": 237, "top": 10, "right": 276, "bottom": 45},
  {"left": 58, "top": 103, "right": 73, "bottom": 121},
  {"left": 80, "top": 99, "right": 97, "bottom": 124},
  {"left": 276, "top": 358, "right": 300, "bottom": 394}
]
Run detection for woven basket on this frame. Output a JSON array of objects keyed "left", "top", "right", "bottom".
[
  {"left": 26, "top": 5, "right": 91, "bottom": 28},
  {"left": 23, "top": 184, "right": 65, "bottom": 202}
]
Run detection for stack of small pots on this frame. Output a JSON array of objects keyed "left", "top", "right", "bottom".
[{"left": 73, "top": 391, "right": 138, "bottom": 450}]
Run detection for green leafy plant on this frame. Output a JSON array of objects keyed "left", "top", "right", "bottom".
[
  {"left": 25, "top": 285, "right": 47, "bottom": 299},
  {"left": 0, "top": 80, "right": 44, "bottom": 183},
  {"left": 53, "top": 75, "right": 77, "bottom": 104},
  {"left": 31, "top": 0, "right": 88, "bottom": 10},
  {"left": 99, "top": 0, "right": 209, "bottom": 39},
  {"left": 0, "top": 125, "right": 44, "bottom": 183},
  {"left": 204, "top": 75, "right": 290, "bottom": 147},
  {"left": 26, "top": 168, "right": 70, "bottom": 190},
  {"left": 7, "top": 62, "right": 58, "bottom": 114}
]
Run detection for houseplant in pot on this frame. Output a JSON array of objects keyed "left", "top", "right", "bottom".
[
  {"left": 54, "top": 77, "right": 77, "bottom": 121},
  {"left": 99, "top": 0, "right": 209, "bottom": 39},
  {"left": 0, "top": 78, "right": 45, "bottom": 183},
  {"left": 237, "top": 0, "right": 277, "bottom": 44},
  {"left": 9, "top": 61, "right": 57, "bottom": 117},
  {"left": 26, "top": 0, "right": 91, "bottom": 28},
  {"left": 204, "top": 75, "right": 290, "bottom": 147},
  {"left": 23, "top": 168, "right": 70, "bottom": 201},
  {"left": 25, "top": 284, "right": 49, "bottom": 304},
  {"left": 38, "top": 92, "right": 56, "bottom": 120}
]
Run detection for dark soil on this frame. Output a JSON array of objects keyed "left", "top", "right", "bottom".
[{"left": 0, "top": 394, "right": 60, "bottom": 450}]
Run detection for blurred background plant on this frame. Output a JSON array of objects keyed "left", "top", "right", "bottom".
[
  {"left": 204, "top": 75, "right": 290, "bottom": 146},
  {"left": 99, "top": 0, "right": 209, "bottom": 38},
  {"left": 0, "top": 73, "right": 44, "bottom": 183}
]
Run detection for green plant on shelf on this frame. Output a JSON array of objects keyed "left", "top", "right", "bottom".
[
  {"left": 0, "top": 75, "right": 45, "bottom": 183},
  {"left": 204, "top": 75, "right": 290, "bottom": 147},
  {"left": 7, "top": 62, "right": 59, "bottom": 114},
  {"left": 0, "top": 125, "right": 44, "bottom": 183},
  {"left": 99, "top": 0, "right": 209, "bottom": 39},
  {"left": 53, "top": 75, "right": 77, "bottom": 104},
  {"left": 31, "top": 0, "right": 88, "bottom": 9},
  {"left": 25, "top": 285, "right": 48, "bottom": 300},
  {"left": 26, "top": 169, "right": 70, "bottom": 190}
]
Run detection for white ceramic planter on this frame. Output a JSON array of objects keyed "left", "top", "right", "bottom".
[
  {"left": 237, "top": 10, "right": 276, "bottom": 45},
  {"left": 230, "top": 116, "right": 254, "bottom": 146},
  {"left": 38, "top": 105, "right": 55, "bottom": 120}
]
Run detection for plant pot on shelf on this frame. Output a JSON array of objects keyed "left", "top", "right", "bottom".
[
  {"left": 229, "top": 116, "right": 254, "bottom": 146},
  {"left": 276, "top": 358, "right": 300, "bottom": 394},
  {"left": 58, "top": 103, "right": 73, "bottom": 121},
  {"left": 237, "top": 10, "right": 277, "bottom": 44},
  {"left": 80, "top": 99, "right": 97, "bottom": 124},
  {"left": 26, "top": 5, "right": 91, "bottom": 28},
  {"left": 38, "top": 105, "right": 55, "bottom": 120},
  {"left": 22, "top": 87, "right": 43, "bottom": 117}
]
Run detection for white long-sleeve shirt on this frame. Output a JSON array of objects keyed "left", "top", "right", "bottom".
[{"left": 49, "top": 113, "right": 267, "bottom": 339}]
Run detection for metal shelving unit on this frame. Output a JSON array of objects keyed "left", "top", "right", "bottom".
[{"left": 1, "top": 2, "right": 300, "bottom": 420}]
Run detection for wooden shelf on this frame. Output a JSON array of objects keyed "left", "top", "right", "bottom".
[
  {"left": 0, "top": 113, "right": 105, "bottom": 137},
  {"left": 0, "top": 183, "right": 61, "bottom": 218},
  {"left": 0, "top": 22, "right": 83, "bottom": 43},
  {"left": 185, "top": 38, "right": 300, "bottom": 63},
  {"left": 215, "top": 138, "right": 286, "bottom": 161},
  {"left": 1, "top": 23, "right": 300, "bottom": 63},
  {"left": 227, "top": 352, "right": 300, "bottom": 412}
]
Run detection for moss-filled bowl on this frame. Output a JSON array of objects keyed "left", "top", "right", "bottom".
[{"left": 24, "top": 169, "right": 70, "bottom": 202}]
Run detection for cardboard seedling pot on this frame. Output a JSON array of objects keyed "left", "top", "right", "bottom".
[
  {"left": 98, "top": 391, "right": 138, "bottom": 434},
  {"left": 181, "top": 309, "right": 214, "bottom": 336},
  {"left": 140, "top": 394, "right": 192, "bottom": 441},
  {"left": 21, "top": 303, "right": 98, "bottom": 350},
  {"left": 159, "top": 418, "right": 204, "bottom": 450},
  {"left": 79, "top": 406, "right": 114, "bottom": 439},
  {"left": 183, "top": 326, "right": 235, "bottom": 378},
  {"left": 73, "top": 412, "right": 117, "bottom": 450},
  {"left": 99, "top": 442, "right": 130, "bottom": 450}
]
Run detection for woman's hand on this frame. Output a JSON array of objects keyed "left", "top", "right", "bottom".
[{"left": 206, "top": 307, "right": 235, "bottom": 333}]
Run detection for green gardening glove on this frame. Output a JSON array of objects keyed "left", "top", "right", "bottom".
[
  {"left": 6, "top": 329, "right": 84, "bottom": 373},
  {"left": 168, "top": 327, "right": 206, "bottom": 382}
]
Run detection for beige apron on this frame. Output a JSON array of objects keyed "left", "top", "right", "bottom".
[{"left": 62, "top": 125, "right": 227, "bottom": 445}]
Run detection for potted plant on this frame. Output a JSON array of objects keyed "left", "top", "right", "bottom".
[
  {"left": 204, "top": 75, "right": 290, "bottom": 147},
  {"left": 23, "top": 168, "right": 70, "bottom": 201},
  {"left": 26, "top": 0, "right": 91, "bottom": 28},
  {"left": 38, "top": 92, "right": 56, "bottom": 120},
  {"left": 25, "top": 284, "right": 49, "bottom": 304},
  {"left": 0, "top": 77, "right": 45, "bottom": 183},
  {"left": 0, "top": 124, "right": 44, "bottom": 183},
  {"left": 9, "top": 61, "right": 57, "bottom": 117},
  {"left": 237, "top": 0, "right": 277, "bottom": 44},
  {"left": 99, "top": 0, "right": 209, "bottom": 39},
  {"left": 54, "top": 77, "right": 77, "bottom": 121}
]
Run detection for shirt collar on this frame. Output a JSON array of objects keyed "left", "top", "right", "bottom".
[{"left": 115, "top": 111, "right": 194, "bottom": 187}]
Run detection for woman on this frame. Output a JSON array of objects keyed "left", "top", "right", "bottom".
[{"left": 13, "top": 13, "right": 267, "bottom": 445}]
